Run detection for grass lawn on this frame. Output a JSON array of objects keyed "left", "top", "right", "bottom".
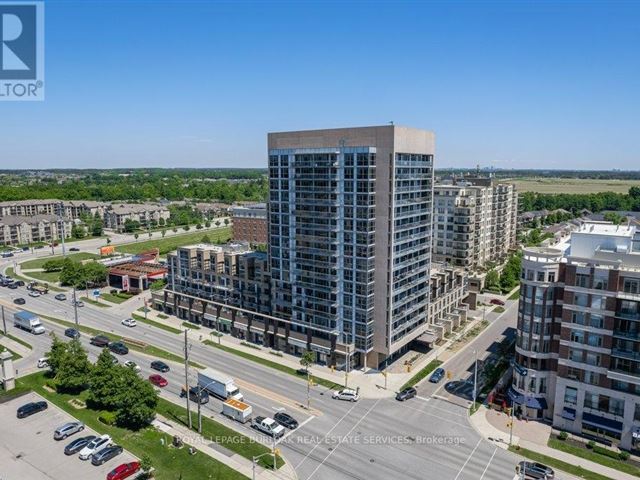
[
  {"left": 548, "top": 437, "right": 640, "bottom": 477},
  {"left": 5, "top": 267, "right": 33, "bottom": 284},
  {"left": 509, "top": 177, "right": 640, "bottom": 194},
  {"left": 131, "top": 313, "right": 182, "bottom": 334},
  {"left": 17, "top": 372, "right": 248, "bottom": 480},
  {"left": 116, "top": 227, "right": 231, "bottom": 255},
  {"left": 38, "top": 313, "right": 203, "bottom": 368},
  {"left": 0, "top": 344, "right": 22, "bottom": 360},
  {"left": 20, "top": 252, "right": 99, "bottom": 270},
  {"left": 508, "top": 289, "right": 521, "bottom": 300},
  {"left": 156, "top": 398, "right": 284, "bottom": 469},
  {"left": 101, "top": 292, "right": 134, "bottom": 304},
  {"left": 0, "top": 332, "right": 32, "bottom": 350},
  {"left": 80, "top": 296, "right": 111, "bottom": 308},
  {"left": 400, "top": 360, "right": 443, "bottom": 390},
  {"left": 509, "top": 445, "right": 613, "bottom": 480},
  {"left": 493, "top": 306, "right": 506, "bottom": 313},
  {"left": 182, "top": 321, "right": 201, "bottom": 330},
  {"left": 24, "top": 270, "right": 61, "bottom": 284},
  {"left": 203, "top": 340, "right": 341, "bottom": 390}
]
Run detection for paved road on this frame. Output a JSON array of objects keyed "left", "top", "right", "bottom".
[{"left": 0, "top": 286, "right": 542, "bottom": 480}]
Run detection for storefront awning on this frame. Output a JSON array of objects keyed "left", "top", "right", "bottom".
[
  {"left": 507, "top": 387, "right": 548, "bottom": 410},
  {"left": 582, "top": 412, "right": 623, "bottom": 432},
  {"left": 561, "top": 407, "right": 576, "bottom": 421}
]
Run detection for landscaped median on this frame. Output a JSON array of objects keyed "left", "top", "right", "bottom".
[
  {"left": 509, "top": 445, "right": 614, "bottom": 480},
  {"left": 400, "top": 359, "right": 443, "bottom": 391},
  {"left": 203, "top": 340, "right": 342, "bottom": 390},
  {"left": 14, "top": 372, "right": 251, "bottom": 480},
  {"left": 131, "top": 313, "right": 182, "bottom": 334}
]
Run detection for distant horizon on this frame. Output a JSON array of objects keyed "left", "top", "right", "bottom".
[{"left": 1, "top": 1, "right": 638, "bottom": 169}]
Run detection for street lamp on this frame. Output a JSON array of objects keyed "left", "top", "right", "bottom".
[
  {"left": 194, "top": 378, "right": 220, "bottom": 434},
  {"left": 472, "top": 349, "right": 478, "bottom": 407},
  {"left": 252, "top": 451, "right": 277, "bottom": 480}
]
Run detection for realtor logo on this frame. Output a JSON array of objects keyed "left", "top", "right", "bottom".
[{"left": 0, "top": 1, "right": 44, "bottom": 100}]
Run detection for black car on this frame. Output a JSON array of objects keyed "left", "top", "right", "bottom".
[
  {"left": 109, "top": 341, "right": 129, "bottom": 355},
  {"left": 65, "top": 327, "right": 80, "bottom": 339},
  {"left": 14, "top": 280, "right": 25, "bottom": 287},
  {"left": 64, "top": 435, "right": 97, "bottom": 455},
  {"left": 13, "top": 297, "right": 26, "bottom": 305},
  {"left": 17, "top": 401, "right": 48, "bottom": 419},
  {"left": 274, "top": 412, "right": 299, "bottom": 429},
  {"left": 69, "top": 247, "right": 80, "bottom": 252},
  {"left": 395, "top": 387, "right": 417, "bottom": 401},
  {"left": 91, "top": 444, "right": 123, "bottom": 466},
  {"left": 180, "top": 386, "right": 209, "bottom": 404},
  {"left": 90, "top": 335, "right": 110, "bottom": 347},
  {"left": 7, "top": 282, "right": 18, "bottom": 289},
  {"left": 151, "top": 360, "right": 170, "bottom": 372}
]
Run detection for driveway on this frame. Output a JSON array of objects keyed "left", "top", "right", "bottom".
[{"left": 0, "top": 392, "right": 137, "bottom": 480}]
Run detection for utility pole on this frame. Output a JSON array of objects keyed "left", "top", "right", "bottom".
[
  {"left": 472, "top": 349, "right": 478, "bottom": 406},
  {"left": 58, "top": 201, "right": 67, "bottom": 257},
  {"left": 72, "top": 287, "right": 79, "bottom": 327},
  {"left": 184, "top": 329, "right": 192, "bottom": 429},
  {"left": 509, "top": 403, "right": 515, "bottom": 446},
  {"left": 2, "top": 306, "right": 6, "bottom": 335},
  {"left": 197, "top": 385, "right": 203, "bottom": 433},
  {"left": 306, "top": 368, "right": 311, "bottom": 410}
]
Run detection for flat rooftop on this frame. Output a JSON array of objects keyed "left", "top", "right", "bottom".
[{"left": 574, "top": 221, "right": 636, "bottom": 237}]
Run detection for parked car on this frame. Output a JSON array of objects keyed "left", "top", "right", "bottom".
[
  {"left": 109, "top": 341, "right": 129, "bottom": 355},
  {"left": 54, "top": 421, "right": 85, "bottom": 440},
  {"left": 78, "top": 434, "right": 112, "bottom": 460},
  {"left": 17, "top": 401, "right": 48, "bottom": 418},
  {"left": 490, "top": 298, "right": 505, "bottom": 306},
  {"left": 180, "top": 385, "right": 209, "bottom": 404},
  {"left": 151, "top": 360, "right": 170, "bottom": 372},
  {"left": 90, "top": 334, "right": 110, "bottom": 347},
  {"left": 91, "top": 444, "right": 123, "bottom": 466},
  {"left": 107, "top": 461, "right": 141, "bottom": 480},
  {"left": 395, "top": 387, "right": 417, "bottom": 401},
  {"left": 69, "top": 247, "right": 80, "bottom": 252},
  {"left": 65, "top": 327, "right": 80, "bottom": 339},
  {"left": 149, "top": 374, "right": 168, "bottom": 387},
  {"left": 55, "top": 293, "right": 67, "bottom": 301},
  {"left": 1, "top": 252, "right": 14, "bottom": 258},
  {"left": 13, "top": 297, "right": 26, "bottom": 305},
  {"left": 274, "top": 411, "right": 298, "bottom": 429},
  {"left": 28, "top": 290, "right": 40, "bottom": 298},
  {"left": 14, "top": 280, "right": 25, "bottom": 286},
  {"left": 517, "top": 461, "right": 555, "bottom": 479},
  {"left": 429, "top": 367, "right": 445, "bottom": 383},
  {"left": 7, "top": 282, "right": 18, "bottom": 289},
  {"left": 121, "top": 318, "right": 137, "bottom": 328},
  {"left": 123, "top": 360, "right": 141, "bottom": 372},
  {"left": 64, "top": 435, "right": 97, "bottom": 455},
  {"left": 332, "top": 388, "right": 359, "bottom": 402},
  {"left": 37, "top": 357, "right": 49, "bottom": 368}
]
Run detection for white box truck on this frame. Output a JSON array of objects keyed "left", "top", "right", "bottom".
[
  {"left": 197, "top": 368, "right": 243, "bottom": 401},
  {"left": 13, "top": 311, "right": 45, "bottom": 335},
  {"left": 222, "top": 398, "right": 253, "bottom": 423}
]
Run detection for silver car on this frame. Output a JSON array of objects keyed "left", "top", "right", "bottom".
[{"left": 54, "top": 421, "right": 85, "bottom": 440}]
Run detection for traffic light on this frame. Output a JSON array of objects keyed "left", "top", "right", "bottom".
[{"left": 446, "top": 370, "right": 452, "bottom": 379}]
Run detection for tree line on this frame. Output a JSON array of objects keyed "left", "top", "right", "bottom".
[{"left": 519, "top": 187, "right": 640, "bottom": 213}]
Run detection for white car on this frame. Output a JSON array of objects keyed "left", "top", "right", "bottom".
[
  {"left": 37, "top": 357, "right": 49, "bottom": 369},
  {"left": 78, "top": 434, "right": 111, "bottom": 460},
  {"left": 123, "top": 360, "right": 141, "bottom": 372},
  {"left": 121, "top": 318, "right": 137, "bottom": 328},
  {"left": 28, "top": 290, "right": 41, "bottom": 298},
  {"left": 332, "top": 388, "right": 359, "bottom": 402}
]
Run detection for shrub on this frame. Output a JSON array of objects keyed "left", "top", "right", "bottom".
[
  {"left": 557, "top": 431, "right": 568, "bottom": 441},
  {"left": 587, "top": 440, "right": 595, "bottom": 449},
  {"left": 98, "top": 411, "right": 116, "bottom": 426},
  {"left": 619, "top": 451, "right": 630, "bottom": 461}
]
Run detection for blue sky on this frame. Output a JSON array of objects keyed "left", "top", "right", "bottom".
[{"left": 1, "top": 0, "right": 639, "bottom": 169}]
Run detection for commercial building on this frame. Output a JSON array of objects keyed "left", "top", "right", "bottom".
[
  {"left": 432, "top": 177, "right": 518, "bottom": 270},
  {"left": 104, "top": 203, "right": 170, "bottom": 231},
  {"left": 513, "top": 222, "right": 640, "bottom": 449},
  {"left": 231, "top": 203, "right": 268, "bottom": 244},
  {"left": 268, "top": 125, "right": 435, "bottom": 369},
  {"left": 0, "top": 214, "right": 73, "bottom": 246}
]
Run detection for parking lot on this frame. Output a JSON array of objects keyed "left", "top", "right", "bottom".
[{"left": 0, "top": 392, "right": 137, "bottom": 480}]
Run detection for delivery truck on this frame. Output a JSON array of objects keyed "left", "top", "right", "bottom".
[
  {"left": 197, "top": 368, "right": 243, "bottom": 401},
  {"left": 222, "top": 398, "right": 253, "bottom": 423},
  {"left": 13, "top": 310, "right": 46, "bottom": 335}
]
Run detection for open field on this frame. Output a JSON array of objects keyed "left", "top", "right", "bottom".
[
  {"left": 508, "top": 177, "right": 640, "bottom": 194},
  {"left": 20, "top": 252, "right": 100, "bottom": 270},
  {"left": 115, "top": 226, "right": 231, "bottom": 255}
]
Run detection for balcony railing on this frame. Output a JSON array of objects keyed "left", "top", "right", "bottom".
[{"left": 612, "top": 348, "right": 640, "bottom": 361}]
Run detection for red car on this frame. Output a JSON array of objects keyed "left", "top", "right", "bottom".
[
  {"left": 107, "top": 461, "right": 140, "bottom": 480},
  {"left": 490, "top": 298, "right": 505, "bottom": 306},
  {"left": 149, "top": 374, "right": 168, "bottom": 387}
]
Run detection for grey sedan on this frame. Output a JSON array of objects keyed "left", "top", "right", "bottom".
[{"left": 54, "top": 421, "right": 85, "bottom": 440}]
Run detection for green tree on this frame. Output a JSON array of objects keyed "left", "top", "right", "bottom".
[
  {"left": 158, "top": 217, "right": 166, "bottom": 226},
  {"left": 183, "top": 225, "right": 191, "bottom": 231},
  {"left": 172, "top": 227, "right": 178, "bottom": 233},
  {"left": 56, "top": 339, "right": 92, "bottom": 393},
  {"left": 224, "top": 218, "right": 230, "bottom": 226},
  {"left": 196, "top": 223, "right": 203, "bottom": 230},
  {"left": 161, "top": 229, "right": 166, "bottom": 238},
  {"left": 485, "top": 269, "right": 500, "bottom": 290},
  {"left": 91, "top": 213, "right": 104, "bottom": 237},
  {"left": 134, "top": 233, "right": 139, "bottom": 241},
  {"left": 114, "top": 367, "right": 158, "bottom": 430},
  {"left": 42, "top": 258, "right": 65, "bottom": 272},
  {"left": 71, "top": 224, "right": 86, "bottom": 239},
  {"left": 215, "top": 220, "right": 221, "bottom": 227},
  {"left": 87, "top": 349, "right": 120, "bottom": 410},
  {"left": 300, "top": 350, "right": 314, "bottom": 371},
  {"left": 124, "top": 218, "right": 140, "bottom": 233},
  {"left": 46, "top": 332, "right": 68, "bottom": 377},
  {"left": 139, "top": 454, "right": 154, "bottom": 479},
  {"left": 629, "top": 186, "right": 640, "bottom": 198},
  {"left": 204, "top": 221, "right": 211, "bottom": 228}
]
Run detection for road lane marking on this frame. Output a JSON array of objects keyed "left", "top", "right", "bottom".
[
  {"left": 278, "top": 415, "right": 316, "bottom": 444},
  {"left": 454, "top": 438, "right": 482, "bottom": 480},
  {"left": 306, "top": 399, "right": 381, "bottom": 480},
  {"left": 479, "top": 447, "right": 498, "bottom": 480},
  {"left": 414, "top": 396, "right": 466, "bottom": 417},
  {"left": 294, "top": 400, "right": 361, "bottom": 470},
  {"left": 399, "top": 402, "right": 474, "bottom": 429},
  {"left": 236, "top": 377, "right": 322, "bottom": 416}
]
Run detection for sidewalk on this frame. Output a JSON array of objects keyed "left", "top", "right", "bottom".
[
  {"left": 153, "top": 413, "right": 298, "bottom": 480},
  {"left": 470, "top": 404, "right": 637, "bottom": 480}
]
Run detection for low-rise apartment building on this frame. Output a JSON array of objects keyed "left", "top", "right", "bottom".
[
  {"left": 105, "top": 203, "right": 170, "bottom": 231},
  {"left": 514, "top": 222, "right": 640, "bottom": 449},
  {"left": 0, "top": 214, "right": 73, "bottom": 246},
  {"left": 231, "top": 203, "right": 267, "bottom": 244},
  {"left": 0, "top": 199, "right": 106, "bottom": 219},
  {"left": 433, "top": 177, "right": 518, "bottom": 270}
]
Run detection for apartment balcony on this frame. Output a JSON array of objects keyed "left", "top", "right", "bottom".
[
  {"left": 616, "top": 311, "right": 640, "bottom": 321},
  {"left": 612, "top": 348, "right": 640, "bottom": 361},
  {"left": 607, "top": 369, "right": 640, "bottom": 386},
  {"left": 613, "top": 330, "right": 640, "bottom": 340}
]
